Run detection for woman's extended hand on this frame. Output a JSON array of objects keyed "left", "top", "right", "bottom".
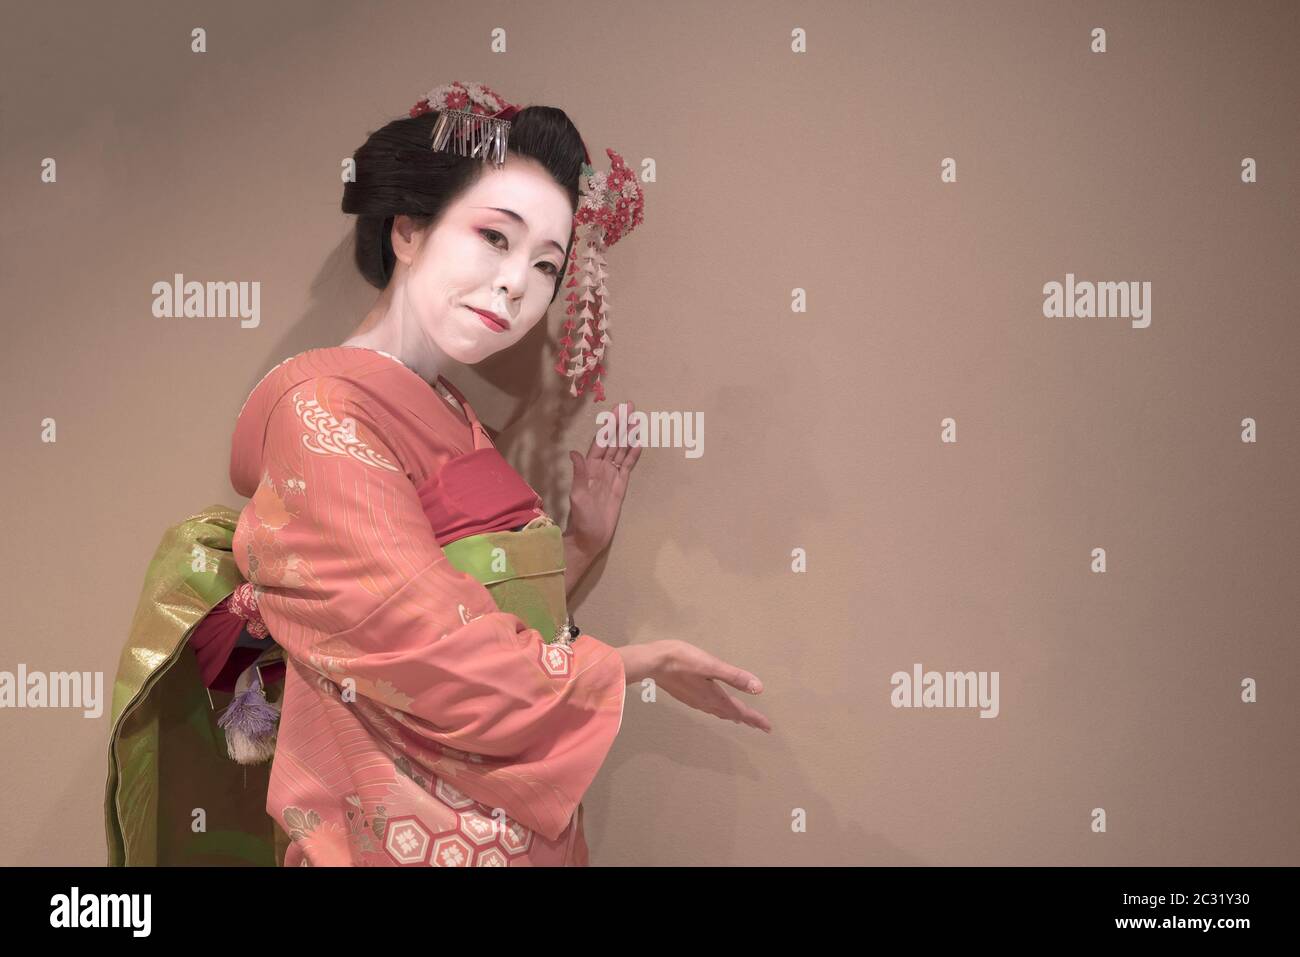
[
  {"left": 565, "top": 401, "right": 642, "bottom": 557},
  {"left": 618, "top": 640, "right": 771, "bottom": 734}
]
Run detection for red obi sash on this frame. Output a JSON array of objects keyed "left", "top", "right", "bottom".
[
  {"left": 417, "top": 446, "right": 544, "bottom": 547},
  {"left": 413, "top": 373, "right": 545, "bottom": 548},
  {"left": 190, "top": 582, "right": 285, "bottom": 693}
]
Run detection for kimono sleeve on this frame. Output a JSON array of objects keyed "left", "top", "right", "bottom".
[{"left": 241, "top": 375, "right": 626, "bottom": 840}]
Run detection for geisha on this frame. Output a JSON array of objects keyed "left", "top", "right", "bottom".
[{"left": 106, "top": 81, "right": 770, "bottom": 868}]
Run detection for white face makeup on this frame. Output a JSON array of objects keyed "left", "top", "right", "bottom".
[{"left": 402, "top": 154, "right": 573, "bottom": 365}]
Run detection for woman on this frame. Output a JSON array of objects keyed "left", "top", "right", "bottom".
[{"left": 107, "top": 83, "right": 769, "bottom": 868}]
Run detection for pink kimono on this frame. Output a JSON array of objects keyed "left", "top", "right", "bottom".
[{"left": 229, "top": 346, "right": 626, "bottom": 866}]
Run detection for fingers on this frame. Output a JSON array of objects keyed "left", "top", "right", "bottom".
[
  {"left": 675, "top": 641, "right": 763, "bottom": 695},
  {"left": 707, "top": 680, "right": 773, "bottom": 734},
  {"left": 713, "top": 661, "right": 764, "bottom": 696},
  {"left": 609, "top": 401, "right": 633, "bottom": 465},
  {"left": 611, "top": 433, "right": 643, "bottom": 471},
  {"left": 569, "top": 449, "right": 586, "bottom": 479},
  {"left": 661, "top": 640, "right": 775, "bottom": 734},
  {"left": 590, "top": 400, "right": 636, "bottom": 464},
  {"left": 609, "top": 401, "right": 636, "bottom": 468}
]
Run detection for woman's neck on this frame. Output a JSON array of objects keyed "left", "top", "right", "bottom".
[{"left": 342, "top": 278, "right": 447, "bottom": 386}]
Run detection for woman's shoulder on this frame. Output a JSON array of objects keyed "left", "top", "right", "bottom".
[
  {"left": 241, "top": 346, "right": 432, "bottom": 418},
  {"left": 272, "top": 345, "right": 406, "bottom": 388},
  {"left": 232, "top": 347, "right": 443, "bottom": 496}
]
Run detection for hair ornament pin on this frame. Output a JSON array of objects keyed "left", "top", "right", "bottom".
[
  {"left": 409, "top": 81, "right": 520, "bottom": 168},
  {"left": 557, "top": 149, "right": 645, "bottom": 401},
  {"left": 411, "top": 80, "right": 646, "bottom": 403}
]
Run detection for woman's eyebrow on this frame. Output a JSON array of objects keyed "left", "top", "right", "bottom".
[{"left": 472, "top": 206, "right": 566, "bottom": 255}]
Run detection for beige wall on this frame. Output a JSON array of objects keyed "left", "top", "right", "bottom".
[{"left": 1, "top": 0, "right": 1296, "bottom": 865}]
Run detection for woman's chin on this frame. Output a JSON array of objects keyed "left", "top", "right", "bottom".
[{"left": 434, "top": 321, "right": 508, "bottom": 365}]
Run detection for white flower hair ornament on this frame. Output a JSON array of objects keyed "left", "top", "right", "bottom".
[{"left": 410, "top": 80, "right": 646, "bottom": 403}]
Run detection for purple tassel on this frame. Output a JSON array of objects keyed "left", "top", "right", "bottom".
[{"left": 217, "top": 668, "right": 280, "bottom": 765}]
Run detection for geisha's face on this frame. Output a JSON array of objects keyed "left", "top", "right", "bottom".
[{"left": 400, "top": 154, "right": 574, "bottom": 365}]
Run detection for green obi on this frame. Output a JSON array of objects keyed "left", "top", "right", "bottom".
[
  {"left": 105, "top": 506, "right": 569, "bottom": 866},
  {"left": 441, "top": 515, "right": 571, "bottom": 642}
]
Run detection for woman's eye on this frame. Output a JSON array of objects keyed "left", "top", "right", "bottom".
[{"left": 480, "top": 228, "right": 560, "bottom": 277}]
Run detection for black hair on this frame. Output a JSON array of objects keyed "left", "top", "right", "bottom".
[{"left": 341, "top": 105, "right": 586, "bottom": 304}]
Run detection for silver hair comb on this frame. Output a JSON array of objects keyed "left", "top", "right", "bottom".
[{"left": 429, "top": 109, "right": 513, "bottom": 168}]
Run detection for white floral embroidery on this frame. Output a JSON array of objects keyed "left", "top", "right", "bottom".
[
  {"left": 458, "top": 603, "right": 484, "bottom": 625},
  {"left": 293, "top": 390, "right": 400, "bottom": 472}
]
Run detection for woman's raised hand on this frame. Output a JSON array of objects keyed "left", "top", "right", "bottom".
[
  {"left": 564, "top": 401, "right": 642, "bottom": 557},
  {"left": 618, "top": 640, "right": 771, "bottom": 734}
]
